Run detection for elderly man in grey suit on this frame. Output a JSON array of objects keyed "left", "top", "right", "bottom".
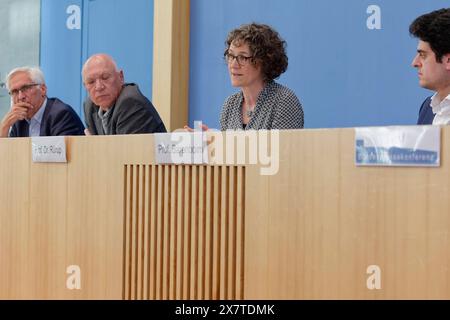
[{"left": 82, "top": 53, "right": 166, "bottom": 135}]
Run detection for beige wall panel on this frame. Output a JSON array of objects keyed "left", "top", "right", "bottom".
[
  {"left": 153, "top": 0, "right": 190, "bottom": 131},
  {"left": 0, "top": 138, "right": 31, "bottom": 299},
  {"left": 245, "top": 129, "right": 450, "bottom": 299},
  {"left": 0, "top": 135, "right": 155, "bottom": 299},
  {"left": 65, "top": 136, "right": 155, "bottom": 300}
]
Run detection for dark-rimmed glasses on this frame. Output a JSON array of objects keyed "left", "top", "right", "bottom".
[
  {"left": 9, "top": 83, "right": 40, "bottom": 97},
  {"left": 225, "top": 52, "right": 253, "bottom": 66}
]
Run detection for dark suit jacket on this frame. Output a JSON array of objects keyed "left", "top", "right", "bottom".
[
  {"left": 417, "top": 96, "right": 435, "bottom": 125},
  {"left": 10, "top": 98, "right": 85, "bottom": 137},
  {"left": 83, "top": 83, "right": 166, "bottom": 135}
]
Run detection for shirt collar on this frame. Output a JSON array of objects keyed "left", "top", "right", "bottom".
[
  {"left": 29, "top": 98, "right": 48, "bottom": 125},
  {"left": 430, "top": 92, "right": 450, "bottom": 114},
  {"left": 97, "top": 105, "right": 114, "bottom": 119}
]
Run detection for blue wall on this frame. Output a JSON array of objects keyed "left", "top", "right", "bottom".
[
  {"left": 41, "top": 0, "right": 83, "bottom": 115},
  {"left": 41, "top": 1, "right": 449, "bottom": 129},
  {"left": 41, "top": 0, "right": 154, "bottom": 121},
  {"left": 189, "top": 0, "right": 450, "bottom": 129}
]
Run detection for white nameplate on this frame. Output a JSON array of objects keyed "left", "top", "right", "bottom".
[
  {"left": 154, "top": 132, "right": 208, "bottom": 165},
  {"left": 31, "top": 136, "right": 67, "bottom": 163},
  {"left": 355, "top": 126, "right": 440, "bottom": 167}
]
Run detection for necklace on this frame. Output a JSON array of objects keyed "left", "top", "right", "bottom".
[{"left": 246, "top": 105, "right": 256, "bottom": 118}]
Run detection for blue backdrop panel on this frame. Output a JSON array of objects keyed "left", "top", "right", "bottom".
[
  {"left": 189, "top": 0, "right": 449, "bottom": 129},
  {"left": 40, "top": 0, "right": 154, "bottom": 122},
  {"left": 40, "top": 0, "right": 83, "bottom": 115}
]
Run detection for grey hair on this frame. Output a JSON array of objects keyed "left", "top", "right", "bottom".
[{"left": 5, "top": 66, "right": 46, "bottom": 90}]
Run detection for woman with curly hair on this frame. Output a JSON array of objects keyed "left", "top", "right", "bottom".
[{"left": 220, "top": 23, "right": 304, "bottom": 130}]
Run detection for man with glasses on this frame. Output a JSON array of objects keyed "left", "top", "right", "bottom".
[
  {"left": 0, "top": 66, "right": 84, "bottom": 137},
  {"left": 82, "top": 53, "right": 166, "bottom": 135}
]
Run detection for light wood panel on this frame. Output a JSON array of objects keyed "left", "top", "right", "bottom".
[
  {"left": 152, "top": 0, "right": 190, "bottom": 131},
  {"left": 245, "top": 128, "right": 450, "bottom": 299},
  {"left": 2, "top": 128, "right": 450, "bottom": 299},
  {"left": 0, "top": 135, "right": 155, "bottom": 299},
  {"left": 123, "top": 164, "right": 245, "bottom": 300},
  {"left": 0, "top": 138, "right": 31, "bottom": 299}
]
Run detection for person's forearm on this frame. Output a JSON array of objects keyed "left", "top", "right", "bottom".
[{"left": 0, "top": 124, "right": 10, "bottom": 137}]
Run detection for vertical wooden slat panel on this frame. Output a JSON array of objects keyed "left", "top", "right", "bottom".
[
  {"left": 212, "top": 166, "right": 221, "bottom": 299},
  {"left": 140, "top": 165, "right": 148, "bottom": 299},
  {"left": 134, "top": 165, "right": 140, "bottom": 299},
  {"left": 176, "top": 165, "right": 184, "bottom": 299},
  {"left": 190, "top": 166, "right": 198, "bottom": 299},
  {"left": 149, "top": 165, "right": 158, "bottom": 299},
  {"left": 127, "top": 165, "right": 134, "bottom": 299},
  {"left": 220, "top": 166, "right": 229, "bottom": 299},
  {"left": 123, "top": 165, "right": 131, "bottom": 299},
  {"left": 205, "top": 166, "right": 213, "bottom": 299},
  {"left": 228, "top": 166, "right": 236, "bottom": 299},
  {"left": 198, "top": 166, "right": 205, "bottom": 299},
  {"left": 130, "top": 165, "right": 139, "bottom": 299},
  {"left": 236, "top": 166, "right": 245, "bottom": 299},
  {"left": 169, "top": 165, "right": 177, "bottom": 299},
  {"left": 163, "top": 165, "right": 171, "bottom": 299},
  {"left": 183, "top": 166, "right": 192, "bottom": 299},
  {"left": 137, "top": 165, "right": 145, "bottom": 299},
  {"left": 156, "top": 165, "right": 164, "bottom": 299},
  {"left": 143, "top": 165, "right": 151, "bottom": 300},
  {"left": 123, "top": 164, "right": 245, "bottom": 300},
  {"left": 129, "top": 165, "right": 135, "bottom": 300}
]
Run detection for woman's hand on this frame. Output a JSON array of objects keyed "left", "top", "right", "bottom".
[{"left": 183, "top": 123, "right": 209, "bottom": 132}]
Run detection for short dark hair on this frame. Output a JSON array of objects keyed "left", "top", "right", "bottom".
[
  {"left": 224, "top": 23, "right": 288, "bottom": 81},
  {"left": 409, "top": 8, "right": 450, "bottom": 62}
]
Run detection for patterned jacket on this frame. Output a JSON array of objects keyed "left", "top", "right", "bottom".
[{"left": 220, "top": 81, "right": 304, "bottom": 130}]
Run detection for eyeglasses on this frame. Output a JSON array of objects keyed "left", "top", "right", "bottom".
[
  {"left": 9, "top": 83, "right": 40, "bottom": 97},
  {"left": 225, "top": 52, "right": 253, "bottom": 66}
]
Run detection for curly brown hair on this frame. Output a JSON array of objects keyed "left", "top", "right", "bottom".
[{"left": 224, "top": 23, "right": 288, "bottom": 81}]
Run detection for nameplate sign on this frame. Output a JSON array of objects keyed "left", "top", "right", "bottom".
[
  {"left": 154, "top": 132, "right": 208, "bottom": 165},
  {"left": 31, "top": 136, "right": 67, "bottom": 163},
  {"left": 355, "top": 126, "right": 440, "bottom": 167}
]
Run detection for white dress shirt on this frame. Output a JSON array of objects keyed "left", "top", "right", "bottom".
[
  {"left": 431, "top": 93, "right": 450, "bottom": 125},
  {"left": 28, "top": 98, "right": 47, "bottom": 137}
]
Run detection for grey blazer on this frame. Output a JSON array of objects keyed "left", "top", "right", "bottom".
[{"left": 84, "top": 83, "right": 166, "bottom": 135}]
